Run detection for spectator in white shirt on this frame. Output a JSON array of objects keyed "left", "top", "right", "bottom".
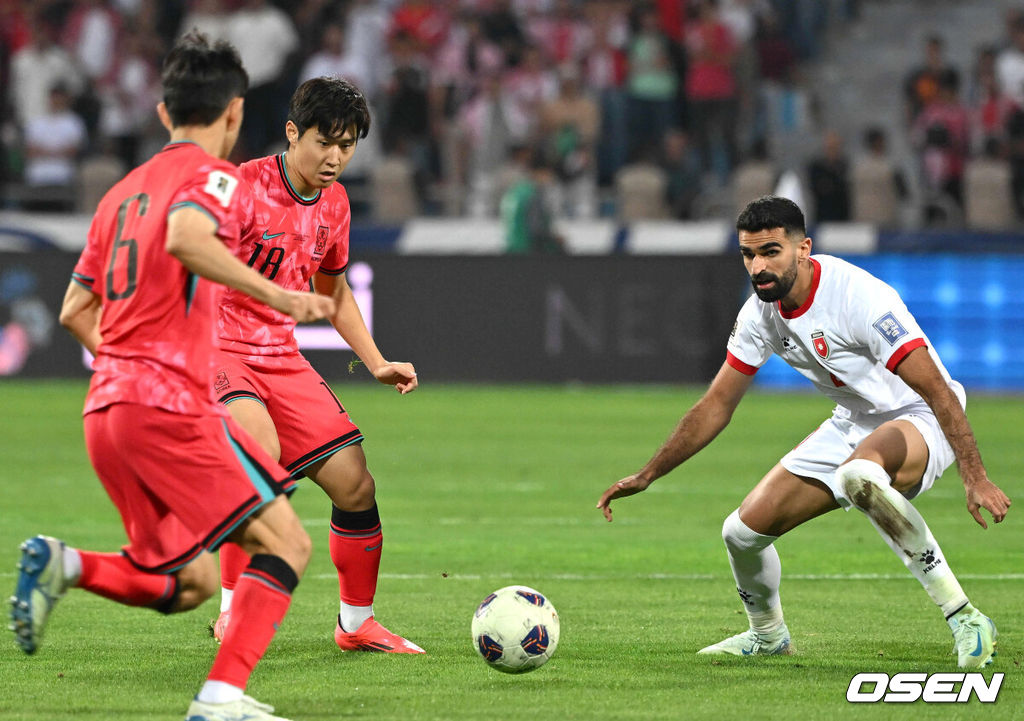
[
  {"left": 64, "top": 0, "right": 122, "bottom": 82},
  {"left": 996, "top": 16, "right": 1024, "bottom": 106},
  {"left": 299, "top": 23, "right": 371, "bottom": 90},
  {"left": 225, "top": 0, "right": 300, "bottom": 156},
  {"left": 9, "top": 21, "right": 83, "bottom": 129},
  {"left": 178, "top": 0, "right": 230, "bottom": 43},
  {"left": 24, "top": 84, "right": 88, "bottom": 188}
]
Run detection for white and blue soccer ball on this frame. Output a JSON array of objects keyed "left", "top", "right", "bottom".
[{"left": 471, "top": 585, "right": 559, "bottom": 673}]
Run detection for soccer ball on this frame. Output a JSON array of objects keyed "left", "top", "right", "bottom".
[{"left": 471, "top": 585, "right": 559, "bottom": 673}]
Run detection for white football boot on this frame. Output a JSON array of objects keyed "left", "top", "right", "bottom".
[
  {"left": 948, "top": 604, "right": 997, "bottom": 668},
  {"left": 184, "top": 694, "right": 292, "bottom": 721},
  {"left": 697, "top": 623, "right": 793, "bottom": 656}
]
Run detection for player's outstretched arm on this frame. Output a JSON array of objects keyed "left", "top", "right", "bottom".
[
  {"left": 167, "top": 206, "right": 335, "bottom": 322},
  {"left": 313, "top": 271, "right": 418, "bottom": 394},
  {"left": 896, "top": 346, "right": 1011, "bottom": 528},
  {"left": 597, "top": 361, "right": 753, "bottom": 521},
  {"left": 59, "top": 281, "right": 102, "bottom": 354}
]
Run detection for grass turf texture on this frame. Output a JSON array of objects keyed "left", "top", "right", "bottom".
[{"left": 0, "top": 379, "right": 1021, "bottom": 720}]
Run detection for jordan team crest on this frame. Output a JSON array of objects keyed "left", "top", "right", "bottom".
[{"left": 811, "top": 330, "right": 829, "bottom": 359}]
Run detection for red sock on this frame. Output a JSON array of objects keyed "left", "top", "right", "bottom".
[
  {"left": 208, "top": 554, "right": 298, "bottom": 688},
  {"left": 77, "top": 552, "right": 178, "bottom": 612},
  {"left": 218, "top": 542, "right": 250, "bottom": 592},
  {"left": 329, "top": 505, "right": 382, "bottom": 606}
]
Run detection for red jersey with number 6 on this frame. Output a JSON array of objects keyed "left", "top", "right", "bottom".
[
  {"left": 72, "top": 141, "right": 245, "bottom": 416},
  {"left": 217, "top": 153, "right": 351, "bottom": 357}
]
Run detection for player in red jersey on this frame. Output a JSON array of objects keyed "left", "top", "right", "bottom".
[
  {"left": 9, "top": 33, "right": 334, "bottom": 721},
  {"left": 211, "top": 76, "right": 424, "bottom": 654}
]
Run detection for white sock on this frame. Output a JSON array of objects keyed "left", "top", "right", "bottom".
[
  {"left": 197, "top": 680, "right": 244, "bottom": 704},
  {"left": 722, "top": 509, "right": 785, "bottom": 634},
  {"left": 339, "top": 602, "right": 373, "bottom": 632},
  {"left": 838, "top": 459, "right": 969, "bottom": 618},
  {"left": 219, "top": 588, "right": 233, "bottom": 614},
  {"left": 62, "top": 546, "right": 82, "bottom": 585}
]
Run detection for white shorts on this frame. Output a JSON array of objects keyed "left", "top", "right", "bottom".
[{"left": 780, "top": 387, "right": 965, "bottom": 509}]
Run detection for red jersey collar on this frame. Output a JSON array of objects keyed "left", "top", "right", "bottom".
[
  {"left": 778, "top": 257, "right": 820, "bottom": 319},
  {"left": 276, "top": 153, "right": 321, "bottom": 205}
]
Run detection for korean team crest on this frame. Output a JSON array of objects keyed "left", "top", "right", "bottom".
[
  {"left": 315, "top": 225, "right": 329, "bottom": 255},
  {"left": 811, "top": 330, "right": 830, "bottom": 359}
]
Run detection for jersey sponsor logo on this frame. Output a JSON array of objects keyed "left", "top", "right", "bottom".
[
  {"left": 261, "top": 230, "right": 285, "bottom": 241},
  {"left": 315, "top": 225, "right": 329, "bottom": 255},
  {"left": 811, "top": 330, "right": 830, "bottom": 359},
  {"left": 872, "top": 312, "right": 908, "bottom": 346},
  {"left": 203, "top": 170, "right": 238, "bottom": 208}
]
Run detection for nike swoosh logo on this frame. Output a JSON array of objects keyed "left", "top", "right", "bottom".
[
  {"left": 364, "top": 543, "right": 382, "bottom": 552},
  {"left": 261, "top": 231, "right": 285, "bottom": 240},
  {"left": 969, "top": 635, "right": 984, "bottom": 656}
]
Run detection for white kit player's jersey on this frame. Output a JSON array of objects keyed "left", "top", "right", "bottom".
[{"left": 726, "top": 254, "right": 961, "bottom": 415}]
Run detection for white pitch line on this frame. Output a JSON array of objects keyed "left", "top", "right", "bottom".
[
  {"left": 0, "top": 571, "right": 1018, "bottom": 581},
  {"left": 306, "top": 572, "right": 1024, "bottom": 582}
]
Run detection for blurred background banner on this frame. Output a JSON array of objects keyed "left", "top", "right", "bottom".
[
  {"left": 5, "top": 250, "right": 1024, "bottom": 389},
  {"left": 0, "top": 251, "right": 79, "bottom": 377},
  {"left": 0, "top": 251, "right": 741, "bottom": 383},
  {"left": 330, "top": 254, "right": 746, "bottom": 383}
]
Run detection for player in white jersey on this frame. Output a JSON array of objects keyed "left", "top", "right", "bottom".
[{"left": 596, "top": 196, "right": 1011, "bottom": 667}]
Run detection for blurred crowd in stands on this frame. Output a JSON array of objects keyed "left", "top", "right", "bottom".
[{"left": 0, "top": 0, "right": 1022, "bottom": 237}]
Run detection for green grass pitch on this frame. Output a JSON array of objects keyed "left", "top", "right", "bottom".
[{"left": 0, "top": 380, "right": 1021, "bottom": 720}]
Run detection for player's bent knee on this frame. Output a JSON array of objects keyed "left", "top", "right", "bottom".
[
  {"left": 346, "top": 469, "right": 376, "bottom": 509},
  {"left": 289, "top": 526, "right": 313, "bottom": 568},
  {"left": 315, "top": 456, "right": 376, "bottom": 510},
  {"left": 172, "top": 557, "right": 219, "bottom": 612},
  {"left": 722, "top": 508, "right": 773, "bottom": 553},
  {"left": 836, "top": 459, "right": 890, "bottom": 510},
  {"left": 267, "top": 515, "right": 312, "bottom": 575}
]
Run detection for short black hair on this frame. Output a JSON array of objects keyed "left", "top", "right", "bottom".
[
  {"left": 161, "top": 30, "right": 248, "bottom": 127},
  {"left": 287, "top": 76, "right": 371, "bottom": 141},
  {"left": 864, "top": 125, "right": 886, "bottom": 148},
  {"left": 736, "top": 196, "right": 806, "bottom": 237}
]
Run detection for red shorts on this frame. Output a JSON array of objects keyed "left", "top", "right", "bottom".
[
  {"left": 213, "top": 351, "right": 363, "bottom": 480},
  {"left": 83, "top": 404, "right": 295, "bottom": 574}
]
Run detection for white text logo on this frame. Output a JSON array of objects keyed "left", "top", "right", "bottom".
[{"left": 847, "top": 672, "right": 1003, "bottom": 703}]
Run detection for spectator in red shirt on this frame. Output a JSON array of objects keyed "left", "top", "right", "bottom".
[
  {"left": 684, "top": 0, "right": 738, "bottom": 180},
  {"left": 582, "top": 13, "right": 629, "bottom": 185},
  {"left": 913, "top": 68, "right": 971, "bottom": 223},
  {"left": 903, "top": 35, "right": 958, "bottom": 127},
  {"left": 390, "top": 0, "right": 450, "bottom": 58}
]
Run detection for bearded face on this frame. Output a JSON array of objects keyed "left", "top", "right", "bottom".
[{"left": 750, "top": 255, "right": 799, "bottom": 302}]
